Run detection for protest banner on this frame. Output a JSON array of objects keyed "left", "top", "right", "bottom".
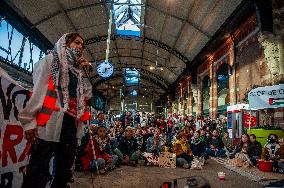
[
  {"left": 0, "top": 67, "right": 31, "bottom": 187},
  {"left": 248, "top": 84, "right": 284, "bottom": 109}
]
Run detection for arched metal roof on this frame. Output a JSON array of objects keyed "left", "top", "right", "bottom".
[{"left": 4, "top": 0, "right": 243, "bottom": 101}]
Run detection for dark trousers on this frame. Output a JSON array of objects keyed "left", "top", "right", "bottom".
[
  {"left": 22, "top": 113, "right": 77, "bottom": 188},
  {"left": 179, "top": 153, "right": 193, "bottom": 164},
  {"left": 191, "top": 143, "right": 205, "bottom": 157}
]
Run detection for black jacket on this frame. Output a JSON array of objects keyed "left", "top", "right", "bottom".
[
  {"left": 208, "top": 137, "right": 224, "bottom": 150},
  {"left": 118, "top": 136, "right": 138, "bottom": 156},
  {"left": 251, "top": 141, "right": 262, "bottom": 157}
]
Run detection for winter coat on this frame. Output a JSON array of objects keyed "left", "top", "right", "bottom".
[
  {"left": 208, "top": 136, "right": 224, "bottom": 150},
  {"left": 262, "top": 143, "right": 284, "bottom": 161},
  {"left": 251, "top": 141, "right": 262, "bottom": 157},
  {"left": 173, "top": 139, "right": 193, "bottom": 157},
  {"left": 117, "top": 136, "right": 138, "bottom": 156},
  {"left": 190, "top": 138, "right": 205, "bottom": 156}
]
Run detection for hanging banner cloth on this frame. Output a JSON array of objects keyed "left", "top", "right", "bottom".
[
  {"left": 0, "top": 67, "right": 31, "bottom": 187},
  {"left": 248, "top": 84, "right": 284, "bottom": 109}
]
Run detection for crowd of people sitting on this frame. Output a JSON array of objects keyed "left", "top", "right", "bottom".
[{"left": 74, "top": 111, "right": 284, "bottom": 176}]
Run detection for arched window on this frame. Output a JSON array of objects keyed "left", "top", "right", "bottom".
[
  {"left": 217, "top": 63, "right": 230, "bottom": 114},
  {"left": 202, "top": 76, "right": 210, "bottom": 116},
  {"left": 0, "top": 18, "right": 45, "bottom": 72}
]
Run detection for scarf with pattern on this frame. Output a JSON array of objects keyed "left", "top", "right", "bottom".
[
  {"left": 153, "top": 132, "right": 160, "bottom": 146},
  {"left": 94, "top": 135, "right": 108, "bottom": 152},
  {"left": 50, "top": 34, "right": 85, "bottom": 119}
]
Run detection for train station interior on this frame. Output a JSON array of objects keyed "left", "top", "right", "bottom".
[{"left": 0, "top": 0, "right": 284, "bottom": 188}]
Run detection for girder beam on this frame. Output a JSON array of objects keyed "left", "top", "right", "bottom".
[{"left": 85, "top": 35, "right": 190, "bottom": 64}]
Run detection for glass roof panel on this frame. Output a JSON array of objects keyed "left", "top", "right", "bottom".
[{"left": 113, "top": 0, "right": 143, "bottom": 37}]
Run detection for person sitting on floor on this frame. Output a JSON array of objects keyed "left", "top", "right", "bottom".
[
  {"left": 199, "top": 129, "right": 206, "bottom": 142},
  {"left": 75, "top": 127, "right": 91, "bottom": 171},
  {"left": 262, "top": 134, "right": 284, "bottom": 173},
  {"left": 114, "top": 126, "right": 140, "bottom": 166},
  {"left": 144, "top": 128, "right": 166, "bottom": 166},
  {"left": 249, "top": 134, "right": 262, "bottom": 166},
  {"left": 200, "top": 129, "right": 210, "bottom": 149},
  {"left": 228, "top": 133, "right": 254, "bottom": 168},
  {"left": 108, "top": 125, "right": 118, "bottom": 151},
  {"left": 173, "top": 132, "right": 193, "bottom": 169},
  {"left": 206, "top": 130, "right": 225, "bottom": 157},
  {"left": 190, "top": 131, "right": 206, "bottom": 158},
  {"left": 181, "top": 126, "right": 191, "bottom": 140},
  {"left": 141, "top": 126, "right": 152, "bottom": 152},
  {"left": 135, "top": 128, "right": 144, "bottom": 152},
  {"left": 82, "top": 125, "right": 118, "bottom": 174},
  {"left": 278, "top": 138, "right": 284, "bottom": 173},
  {"left": 222, "top": 132, "right": 233, "bottom": 157},
  {"left": 146, "top": 128, "right": 166, "bottom": 152}
]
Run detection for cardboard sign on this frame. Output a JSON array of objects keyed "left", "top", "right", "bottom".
[{"left": 158, "top": 152, "right": 176, "bottom": 169}]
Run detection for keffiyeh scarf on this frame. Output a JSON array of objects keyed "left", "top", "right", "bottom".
[
  {"left": 94, "top": 135, "right": 108, "bottom": 152},
  {"left": 50, "top": 34, "right": 85, "bottom": 119}
]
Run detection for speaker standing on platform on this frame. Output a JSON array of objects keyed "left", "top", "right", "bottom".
[{"left": 19, "top": 33, "right": 93, "bottom": 188}]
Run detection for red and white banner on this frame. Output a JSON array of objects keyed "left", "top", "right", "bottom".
[{"left": 0, "top": 68, "right": 31, "bottom": 187}]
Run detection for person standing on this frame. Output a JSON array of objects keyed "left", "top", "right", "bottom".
[{"left": 19, "top": 33, "right": 92, "bottom": 188}]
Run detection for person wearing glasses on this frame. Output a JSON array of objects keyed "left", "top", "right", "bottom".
[{"left": 19, "top": 33, "right": 92, "bottom": 188}]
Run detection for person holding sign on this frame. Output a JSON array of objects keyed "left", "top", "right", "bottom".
[{"left": 19, "top": 33, "right": 92, "bottom": 188}]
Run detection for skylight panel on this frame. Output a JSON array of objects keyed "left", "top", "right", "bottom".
[
  {"left": 113, "top": 0, "right": 143, "bottom": 37},
  {"left": 123, "top": 68, "right": 140, "bottom": 86}
]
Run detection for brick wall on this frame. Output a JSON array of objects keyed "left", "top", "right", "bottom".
[
  {"left": 237, "top": 36, "right": 267, "bottom": 102},
  {"left": 193, "top": 15, "right": 267, "bottom": 118},
  {"left": 175, "top": 10, "right": 284, "bottom": 123}
]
